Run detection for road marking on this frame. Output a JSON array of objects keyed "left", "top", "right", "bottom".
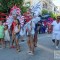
[
  {"left": 38, "top": 35, "right": 51, "bottom": 39},
  {"left": 37, "top": 44, "right": 54, "bottom": 53}
]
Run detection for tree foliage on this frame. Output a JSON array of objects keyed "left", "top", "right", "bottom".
[
  {"left": 49, "top": 11, "right": 57, "bottom": 19},
  {"left": 42, "top": 9, "right": 48, "bottom": 15},
  {"left": 21, "top": 6, "right": 28, "bottom": 14},
  {"left": 0, "top": 0, "right": 24, "bottom": 13}
]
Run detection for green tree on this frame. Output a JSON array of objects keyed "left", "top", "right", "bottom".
[
  {"left": 42, "top": 9, "right": 48, "bottom": 15},
  {"left": 0, "top": 0, "right": 24, "bottom": 13},
  {"left": 49, "top": 11, "right": 57, "bottom": 19},
  {"left": 0, "top": 0, "right": 8, "bottom": 12},
  {"left": 21, "top": 6, "right": 28, "bottom": 14}
]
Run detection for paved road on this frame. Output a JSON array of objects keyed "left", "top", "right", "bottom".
[{"left": 0, "top": 33, "right": 60, "bottom": 60}]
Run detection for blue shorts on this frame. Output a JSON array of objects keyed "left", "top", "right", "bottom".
[{"left": 15, "top": 33, "right": 20, "bottom": 39}]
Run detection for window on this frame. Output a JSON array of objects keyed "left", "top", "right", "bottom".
[{"left": 43, "top": 2, "right": 47, "bottom": 9}]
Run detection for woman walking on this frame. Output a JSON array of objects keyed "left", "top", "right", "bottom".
[{"left": 27, "top": 21, "right": 35, "bottom": 55}]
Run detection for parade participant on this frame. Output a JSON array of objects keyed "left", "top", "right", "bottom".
[
  {"left": 33, "top": 14, "right": 40, "bottom": 47},
  {"left": 47, "top": 23, "right": 52, "bottom": 34},
  {"left": 19, "top": 16, "right": 25, "bottom": 42},
  {"left": 11, "top": 16, "right": 17, "bottom": 48},
  {"left": 14, "top": 19, "right": 20, "bottom": 52},
  {"left": 34, "top": 23, "right": 38, "bottom": 47},
  {"left": 4, "top": 25, "right": 10, "bottom": 48},
  {"left": 27, "top": 21, "right": 35, "bottom": 55},
  {"left": 20, "top": 26, "right": 26, "bottom": 42},
  {"left": 0, "top": 21, "right": 4, "bottom": 48},
  {"left": 51, "top": 16, "right": 60, "bottom": 49},
  {"left": 23, "top": 10, "right": 32, "bottom": 23}
]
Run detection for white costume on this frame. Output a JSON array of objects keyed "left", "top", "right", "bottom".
[
  {"left": 4, "top": 30, "right": 10, "bottom": 41},
  {"left": 20, "top": 27, "right": 26, "bottom": 36},
  {"left": 6, "top": 15, "right": 13, "bottom": 29},
  {"left": 26, "top": 21, "right": 35, "bottom": 36},
  {"left": 52, "top": 20, "right": 60, "bottom": 40},
  {"left": 32, "top": 16, "right": 40, "bottom": 24},
  {"left": 14, "top": 25, "right": 19, "bottom": 33}
]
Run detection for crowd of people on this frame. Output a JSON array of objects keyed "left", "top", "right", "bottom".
[
  {"left": 0, "top": 5, "right": 41, "bottom": 55},
  {"left": 0, "top": 16, "right": 38, "bottom": 54},
  {"left": 0, "top": 4, "right": 60, "bottom": 56}
]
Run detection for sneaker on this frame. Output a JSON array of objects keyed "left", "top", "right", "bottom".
[
  {"left": 28, "top": 51, "right": 32, "bottom": 53},
  {"left": 28, "top": 51, "right": 34, "bottom": 55},
  {"left": 34, "top": 44, "right": 37, "bottom": 47},
  {"left": 29, "top": 52, "right": 34, "bottom": 55},
  {"left": 17, "top": 49, "right": 21, "bottom": 52},
  {"left": 56, "top": 46, "right": 58, "bottom": 49}
]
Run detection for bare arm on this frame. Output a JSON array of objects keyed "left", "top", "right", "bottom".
[{"left": 51, "top": 25, "right": 53, "bottom": 32}]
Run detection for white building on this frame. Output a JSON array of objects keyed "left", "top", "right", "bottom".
[{"left": 24, "top": 0, "right": 57, "bottom": 14}]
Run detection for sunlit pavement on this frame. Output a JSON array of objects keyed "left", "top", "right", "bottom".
[{"left": 0, "top": 33, "right": 60, "bottom": 60}]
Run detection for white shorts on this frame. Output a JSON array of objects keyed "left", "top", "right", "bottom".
[{"left": 52, "top": 32, "right": 60, "bottom": 40}]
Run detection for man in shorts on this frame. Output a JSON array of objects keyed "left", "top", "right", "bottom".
[{"left": 51, "top": 16, "right": 60, "bottom": 49}]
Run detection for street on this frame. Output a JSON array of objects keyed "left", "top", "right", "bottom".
[{"left": 0, "top": 33, "right": 60, "bottom": 60}]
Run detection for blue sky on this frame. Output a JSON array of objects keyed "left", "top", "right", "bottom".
[{"left": 53, "top": 0, "right": 60, "bottom": 6}]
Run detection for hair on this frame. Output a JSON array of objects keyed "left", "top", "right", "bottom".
[
  {"left": 16, "top": 19, "right": 20, "bottom": 25},
  {"left": 57, "top": 16, "right": 60, "bottom": 19},
  {"left": 5, "top": 25, "right": 8, "bottom": 29}
]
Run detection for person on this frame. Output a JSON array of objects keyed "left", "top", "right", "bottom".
[
  {"left": 20, "top": 26, "right": 25, "bottom": 42},
  {"left": 14, "top": 19, "right": 20, "bottom": 52},
  {"left": 47, "top": 23, "right": 52, "bottom": 34},
  {"left": 11, "top": 16, "right": 17, "bottom": 48},
  {"left": 4, "top": 25, "right": 10, "bottom": 48},
  {"left": 0, "top": 21, "right": 4, "bottom": 48},
  {"left": 34, "top": 23, "right": 38, "bottom": 47},
  {"left": 33, "top": 14, "right": 40, "bottom": 47},
  {"left": 23, "top": 10, "right": 32, "bottom": 23},
  {"left": 51, "top": 16, "right": 60, "bottom": 49},
  {"left": 19, "top": 16, "right": 25, "bottom": 42},
  {"left": 27, "top": 21, "right": 35, "bottom": 55}
]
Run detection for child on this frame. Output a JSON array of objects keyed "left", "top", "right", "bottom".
[
  {"left": 14, "top": 19, "right": 20, "bottom": 52},
  {"left": 0, "top": 21, "right": 4, "bottom": 48},
  {"left": 4, "top": 25, "right": 10, "bottom": 48}
]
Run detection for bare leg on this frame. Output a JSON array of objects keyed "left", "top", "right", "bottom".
[
  {"left": 34, "top": 33, "right": 38, "bottom": 47},
  {"left": 56, "top": 40, "right": 59, "bottom": 46},
  {"left": 8, "top": 41, "right": 10, "bottom": 48},
  {"left": 12, "top": 33, "right": 15, "bottom": 46},
  {"left": 1, "top": 39, "right": 4, "bottom": 48},
  {"left": 27, "top": 35, "right": 31, "bottom": 51},
  {"left": 30, "top": 35, "right": 34, "bottom": 54},
  {"left": 15, "top": 38, "right": 20, "bottom": 52}
]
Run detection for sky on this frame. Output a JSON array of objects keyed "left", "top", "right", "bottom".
[{"left": 53, "top": 0, "right": 60, "bottom": 6}]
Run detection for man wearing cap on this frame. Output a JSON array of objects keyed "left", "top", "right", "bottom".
[{"left": 51, "top": 16, "right": 60, "bottom": 49}]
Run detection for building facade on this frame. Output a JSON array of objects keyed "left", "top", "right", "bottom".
[{"left": 24, "top": 0, "right": 57, "bottom": 14}]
